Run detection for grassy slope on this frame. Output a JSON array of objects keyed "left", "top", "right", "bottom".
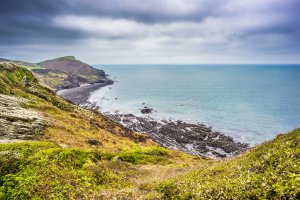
[
  {"left": 154, "top": 128, "right": 300, "bottom": 199},
  {"left": 0, "top": 62, "right": 299, "bottom": 199}
]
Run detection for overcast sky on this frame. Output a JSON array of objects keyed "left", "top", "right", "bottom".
[{"left": 0, "top": 0, "right": 299, "bottom": 64}]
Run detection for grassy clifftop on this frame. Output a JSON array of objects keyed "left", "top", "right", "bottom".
[
  {"left": 38, "top": 56, "right": 76, "bottom": 62},
  {"left": 0, "top": 62, "right": 299, "bottom": 199}
]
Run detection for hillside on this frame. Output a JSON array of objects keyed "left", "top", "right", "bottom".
[
  {"left": 0, "top": 62, "right": 149, "bottom": 148},
  {"left": 0, "top": 62, "right": 299, "bottom": 199},
  {"left": 0, "top": 56, "right": 109, "bottom": 91},
  {"left": 156, "top": 128, "right": 300, "bottom": 199},
  {"left": 37, "top": 56, "right": 101, "bottom": 76}
]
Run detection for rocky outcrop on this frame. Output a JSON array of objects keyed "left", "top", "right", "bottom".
[
  {"left": 0, "top": 94, "right": 46, "bottom": 140},
  {"left": 106, "top": 113, "right": 249, "bottom": 158},
  {"left": 141, "top": 107, "right": 153, "bottom": 114}
]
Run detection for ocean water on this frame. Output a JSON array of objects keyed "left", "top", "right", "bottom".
[{"left": 90, "top": 64, "right": 300, "bottom": 145}]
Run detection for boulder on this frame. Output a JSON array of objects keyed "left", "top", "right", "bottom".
[{"left": 140, "top": 107, "right": 153, "bottom": 114}]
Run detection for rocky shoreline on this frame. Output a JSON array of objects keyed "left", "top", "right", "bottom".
[
  {"left": 83, "top": 104, "right": 248, "bottom": 158},
  {"left": 56, "top": 78, "right": 248, "bottom": 158},
  {"left": 103, "top": 112, "right": 248, "bottom": 158}
]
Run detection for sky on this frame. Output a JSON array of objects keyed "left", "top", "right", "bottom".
[{"left": 0, "top": 0, "right": 299, "bottom": 64}]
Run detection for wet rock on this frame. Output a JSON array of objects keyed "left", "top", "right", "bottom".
[
  {"left": 105, "top": 113, "right": 249, "bottom": 158},
  {"left": 141, "top": 107, "right": 153, "bottom": 114}
]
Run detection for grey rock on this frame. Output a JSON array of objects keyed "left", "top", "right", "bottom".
[
  {"left": 106, "top": 113, "right": 249, "bottom": 158},
  {"left": 0, "top": 94, "right": 46, "bottom": 140},
  {"left": 141, "top": 107, "right": 153, "bottom": 114}
]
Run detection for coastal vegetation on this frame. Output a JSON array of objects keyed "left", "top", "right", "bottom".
[{"left": 0, "top": 61, "right": 300, "bottom": 199}]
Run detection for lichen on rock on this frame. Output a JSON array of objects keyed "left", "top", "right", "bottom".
[{"left": 0, "top": 94, "right": 46, "bottom": 140}]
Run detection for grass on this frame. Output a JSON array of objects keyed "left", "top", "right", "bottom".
[
  {"left": 20, "top": 65, "right": 44, "bottom": 71},
  {"left": 0, "top": 142, "right": 198, "bottom": 199},
  {"left": 154, "top": 128, "right": 300, "bottom": 199},
  {"left": 37, "top": 56, "right": 76, "bottom": 65},
  {"left": 2, "top": 129, "right": 299, "bottom": 199}
]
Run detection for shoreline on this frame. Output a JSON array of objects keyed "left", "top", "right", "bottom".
[
  {"left": 56, "top": 78, "right": 249, "bottom": 158},
  {"left": 105, "top": 113, "right": 249, "bottom": 158},
  {"left": 56, "top": 79, "right": 113, "bottom": 105}
]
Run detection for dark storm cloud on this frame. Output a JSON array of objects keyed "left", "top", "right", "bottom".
[
  {"left": 0, "top": 0, "right": 81, "bottom": 44},
  {"left": 0, "top": 0, "right": 226, "bottom": 44},
  {"left": 0, "top": 0, "right": 299, "bottom": 63},
  {"left": 64, "top": 0, "right": 227, "bottom": 22}
]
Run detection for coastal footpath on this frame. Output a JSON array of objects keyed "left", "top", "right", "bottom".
[{"left": 0, "top": 60, "right": 299, "bottom": 199}]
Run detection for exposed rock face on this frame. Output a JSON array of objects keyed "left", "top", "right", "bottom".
[
  {"left": 34, "top": 56, "right": 108, "bottom": 91},
  {"left": 38, "top": 57, "right": 105, "bottom": 78},
  {"left": 0, "top": 94, "right": 46, "bottom": 140},
  {"left": 106, "top": 113, "right": 249, "bottom": 158}
]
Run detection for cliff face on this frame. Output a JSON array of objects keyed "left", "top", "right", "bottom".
[
  {"left": 34, "top": 56, "right": 108, "bottom": 90},
  {"left": 37, "top": 56, "right": 105, "bottom": 77}
]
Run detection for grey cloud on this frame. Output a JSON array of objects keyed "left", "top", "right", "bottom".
[{"left": 0, "top": 0, "right": 299, "bottom": 63}]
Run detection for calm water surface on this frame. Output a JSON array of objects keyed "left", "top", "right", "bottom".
[{"left": 90, "top": 64, "right": 300, "bottom": 145}]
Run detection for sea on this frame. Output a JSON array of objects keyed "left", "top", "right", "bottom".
[{"left": 89, "top": 64, "right": 300, "bottom": 146}]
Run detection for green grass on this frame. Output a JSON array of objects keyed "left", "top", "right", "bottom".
[
  {"left": 37, "top": 56, "right": 76, "bottom": 65},
  {"left": 155, "top": 128, "right": 300, "bottom": 199},
  {"left": 0, "top": 62, "right": 73, "bottom": 111},
  {"left": 0, "top": 142, "right": 173, "bottom": 199},
  {"left": 2, "top": 129, "right": 300, "bottom": 199},
  {"left": 20, "top": 65, "right": 44, "bottom": 71},
  {"left": 107, "top": 146, "right": 171, "bottom": 165}
]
